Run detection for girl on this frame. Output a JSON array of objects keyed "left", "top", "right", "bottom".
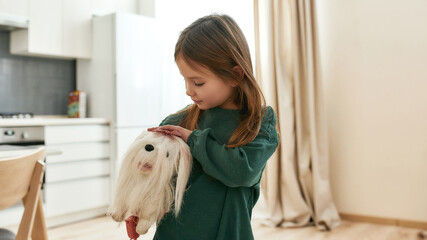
[{"left": 147, "top": 14, "right": 279, "bottom": 240}]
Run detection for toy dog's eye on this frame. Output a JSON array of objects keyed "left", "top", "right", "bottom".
[
  {"left": 166, "top": 152, "right": 169, "bottom": 158},
  {"left": 145, "top": 144, "right": 154, "bottom": 152}
]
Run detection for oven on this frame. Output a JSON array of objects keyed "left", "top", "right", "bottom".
[
  {"left": 0, "top": 126, "right": 44, "bottom": 146},
  {"left": 0, "top": 126, "right": 46, "bottom": 201}
]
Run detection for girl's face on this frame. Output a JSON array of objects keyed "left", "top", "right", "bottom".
[{"left": 176, "top": 56, "right": 238, "bottom": 110}]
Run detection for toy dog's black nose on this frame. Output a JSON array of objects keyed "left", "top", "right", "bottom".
[{"left": 145, "top": 144, "right": 154, "bottom": 152}]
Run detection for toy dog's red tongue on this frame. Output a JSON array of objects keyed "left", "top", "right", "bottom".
[{"left": 125, "top": 215, "right": 140, "bottom": 240}]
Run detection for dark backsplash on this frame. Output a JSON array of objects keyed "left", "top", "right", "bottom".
[{"left": 0, "top": 31, "right": 76, "bottom": 115}]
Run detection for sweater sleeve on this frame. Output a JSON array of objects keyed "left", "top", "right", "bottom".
[{"left": 187, "top": 107, "right": 279, "bottom": 188}]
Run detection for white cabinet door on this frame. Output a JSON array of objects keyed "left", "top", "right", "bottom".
[
  {"left": 45, "top": 142, "right": 110, "bottom": 163},
  {"left": 46, "top": 159, "right": 110, "bottom": 183},
  {"left": 44, "top": 177, "right": 110, "bottom": 217},
  {"left": 28, "top": 0, "right": 62, "bottom": 56},
  {"left": 0, "top": 0, "right": 29, "bottom": 17},
  {"left": 45, "top": 125, "right": 110, "bottom": 144},
  {"left": 62, "top": 0, "right": 92, "bottom": 58},
  {"left": 10, "top": 0, "right": 92, "bottom": 59},
  {"left": 115, "top": 13, "right": 163, "bottom": 127}
]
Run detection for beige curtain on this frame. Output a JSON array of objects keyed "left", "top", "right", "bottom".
[{"left": 254, "top": 0, "right": 341, "bottom": 230}]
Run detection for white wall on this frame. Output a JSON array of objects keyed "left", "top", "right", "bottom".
[
  {"left": 154, "top": 0, "right": 255, "bottom": 119},
  {"left": 316, "top": 0, "right": 427, "bottom": 222}
]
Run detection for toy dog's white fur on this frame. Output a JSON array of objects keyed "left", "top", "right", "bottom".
[{"left": 108, "top": 131, "right": 192, "bottom": 234}]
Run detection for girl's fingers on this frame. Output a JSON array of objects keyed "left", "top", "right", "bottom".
[
  {"left": 147, "top": 126, "right": 187, "bottom": 140},
  {"left": 148, "top": 127, "right": 170, "bottom": 133},
  {"left": 148, "top": 126, "right": 175, "bottom": 131},
  {"left": 150, "top": 129, "right": 176, "bottom": 136},
  {"left": 153, "top": 129, "right": 169, "bottom": 134},
  {"left": 173, "top": 130, "right": 182, "bottom": 137}
]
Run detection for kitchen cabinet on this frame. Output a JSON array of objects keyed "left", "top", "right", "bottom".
[
  {"left": 62, "top": 0, "right": 91, "bottom": 57},
  {"left": 10, "top": 0, "right": 91, "bottom": 59},
  {"left": 0, "top": 0, "right": 29, "bottom": 18},
  {"left": 43, "top": 124, "right": 111, "bottom": 220},
  {"left": 0, "top": 122, "right": 111, "bottom": 228}
]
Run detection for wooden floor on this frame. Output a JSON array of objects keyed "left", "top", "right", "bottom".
[{"left": 44, "top": 216, "right": 425, "bottom": 240}]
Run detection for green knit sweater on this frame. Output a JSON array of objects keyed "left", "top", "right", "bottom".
[{"left": 153, "top": 106, "right": 279, "bottom": 240}]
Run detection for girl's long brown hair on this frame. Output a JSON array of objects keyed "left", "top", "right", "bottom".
[{"left": 174, "top": 14, "right": 266, "bottom": 148}]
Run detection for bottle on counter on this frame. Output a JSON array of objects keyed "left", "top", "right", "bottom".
[{"left": 67, "top": 90, "right": 87, "bottom": 118}]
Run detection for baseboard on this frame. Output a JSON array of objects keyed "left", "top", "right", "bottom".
[
  {"left": 45, "top": 207, "right": 108, "bottom": 228},
  {"left": 340, "top": 213, "right": 427, "bottom": 230}
]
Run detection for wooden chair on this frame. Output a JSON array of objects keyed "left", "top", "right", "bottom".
[{"left": 0, "top": 147, "right": 48, "bottom": 240}]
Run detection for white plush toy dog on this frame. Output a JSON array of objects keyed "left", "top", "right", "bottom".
[{"left": 109, "top": 130, "right": 192, "bottom": 235}]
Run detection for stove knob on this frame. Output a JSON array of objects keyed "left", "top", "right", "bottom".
[
  {"left": 22, "top": 132, "right": 29, "bottom": 139},
  {"left": 4, "top": 130, "right": 14, "bottom": 136}
]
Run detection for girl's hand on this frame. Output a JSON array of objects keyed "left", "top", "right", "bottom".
[{"left": 148, "top": 125, "right": 192, "bottom": 143}]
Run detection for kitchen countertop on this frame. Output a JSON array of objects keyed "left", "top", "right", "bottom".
[{"left": 0, "top": 115, "right": 110, "bottom": 127}]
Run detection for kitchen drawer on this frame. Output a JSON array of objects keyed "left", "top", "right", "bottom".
[
  {"left": 44, "top": 176, "right": 110, "bottom": 217},
  {"left": 46, "top": 142, "right": 109, "bottom": 163},
  {"left": 45, "top": 125, "right": 109, "bottom": 144},
  {"left": 46, "top": 159, "right": 110, "bottom": 183}
]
